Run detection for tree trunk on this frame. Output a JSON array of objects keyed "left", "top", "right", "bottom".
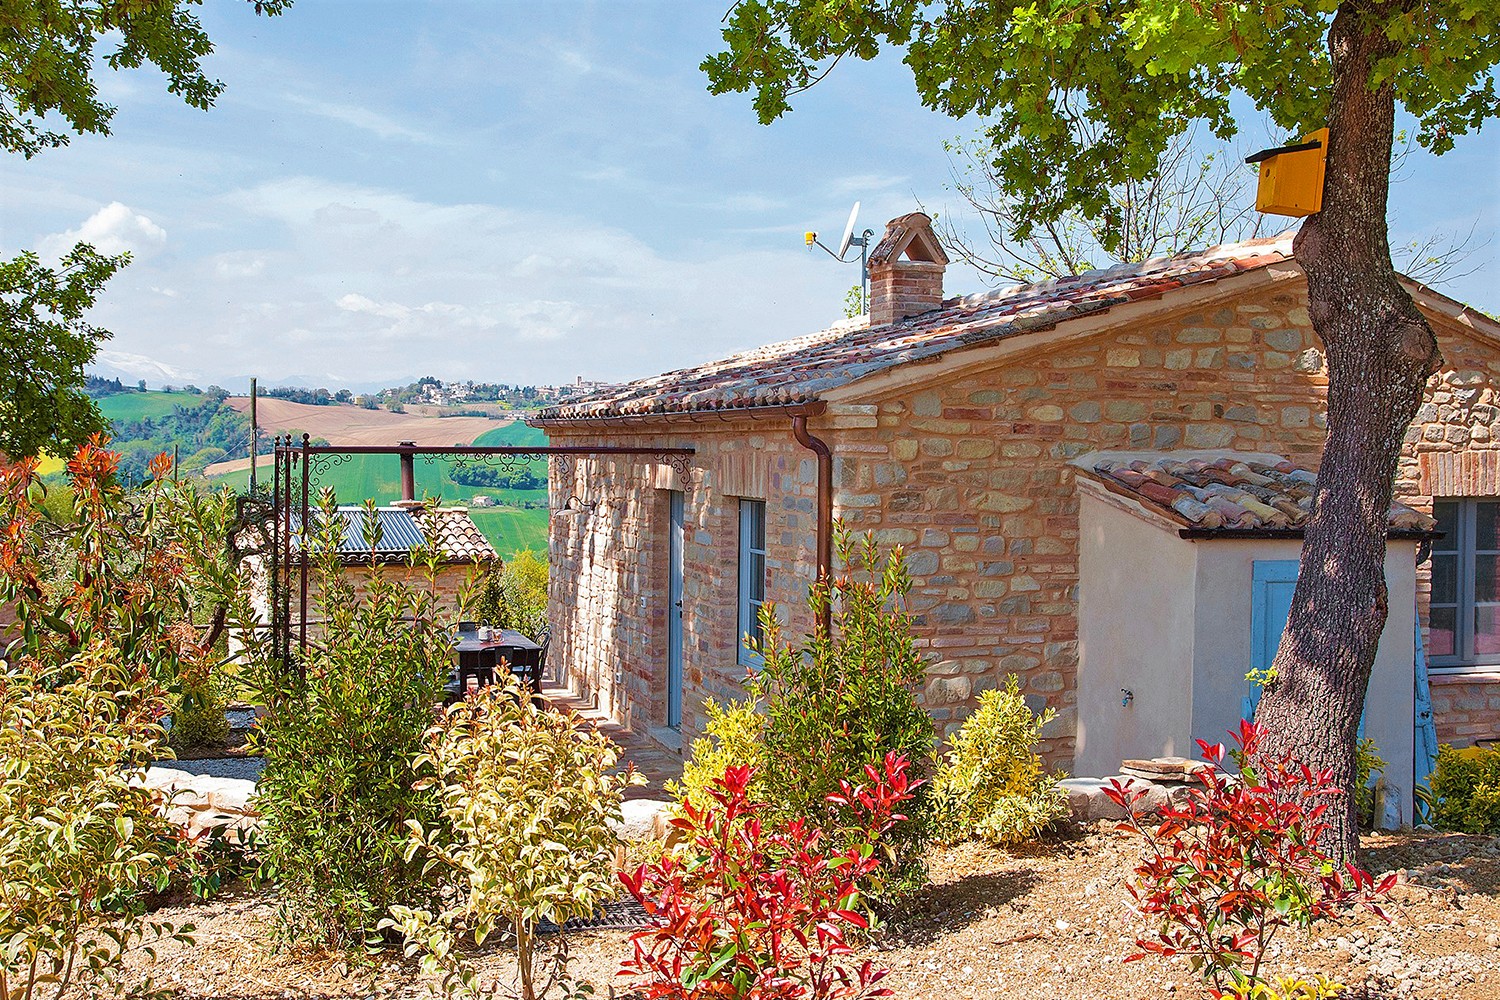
[{"left": 1253, "top": 4, "right": 1443, "bottom": 862}]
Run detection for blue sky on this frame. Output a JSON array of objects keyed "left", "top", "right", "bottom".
[{"left": 2, "top": 1, "right": 1496, "bottom": 390}]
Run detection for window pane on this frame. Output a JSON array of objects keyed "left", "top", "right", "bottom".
[
  {"left": 1477, "top": 501, "right": 1500, "bottom": 551},
  {"left": 1476, "top": 605, "right": 1500, "bottom": 657},
  {"left": 747, "top": 601, "right": 764, "bottom": 643},
  {"left": 1433, "top": 501, "right": 1460, "bottom": 552},
  {"left": 1429, "top": 606, "right": 1456, "bottom": 658},
  {"left": 1478, "top": 553, "right": 1500, "bottom": 603},
  {"left": 1431, "top": 553, "right": 1459, "bottom": 604},
  {"left": 750, "top": 501, "right": 766, "bottom": 548},
  {"left": 750, "top": 552, "right": 765, "bottom": 601}
]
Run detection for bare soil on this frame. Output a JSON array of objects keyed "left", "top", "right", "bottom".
[
  {"left": 126, "top": 827, "right": 1500, "bottom": 999},
  {"left": 205, "top": 400, "right": 506, "bottom": 475}
]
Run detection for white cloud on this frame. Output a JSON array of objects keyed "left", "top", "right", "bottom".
[
  {"left": 71, "top": 176, "right": 847, "bottom": 385},
  {"left": 284, "top": 94, "right": 441, "bottom": 144},
  {"left": 41, "top": 202, "right": 166, "bottom": 260},
  {"left": 823, "top": 173, "right": 909, "bottom": 199}
]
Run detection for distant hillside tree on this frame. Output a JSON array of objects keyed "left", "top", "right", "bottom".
[{"left": 0, "top": 246, "right": 124, "bottom": 458}]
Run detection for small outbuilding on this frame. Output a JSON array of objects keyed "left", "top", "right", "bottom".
[{"left": 1074, "top": 451, "right": 1432, "bottom": 826}]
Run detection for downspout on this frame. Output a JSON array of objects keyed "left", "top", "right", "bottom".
[{"left": 791, "top": 415, "right": 833, "bottom": 633}]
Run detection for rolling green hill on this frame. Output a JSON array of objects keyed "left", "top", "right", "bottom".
[{"left": 96, "top": 391, "right": 217, "bottom": 423}]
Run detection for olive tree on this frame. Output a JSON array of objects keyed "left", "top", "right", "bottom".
[{"left": 704, "top": 0, "right": 1499, "bottom": 858}]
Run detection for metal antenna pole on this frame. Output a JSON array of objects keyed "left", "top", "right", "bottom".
[{"left": 859, "top": 231, "right": 871, "bottom": 315}]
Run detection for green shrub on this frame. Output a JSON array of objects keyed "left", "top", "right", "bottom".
[
  {"left": 385, "top": 677, "right": 641, "bottom": 1000},
  {"left": 168, "top": 676, "right": 230, "bottom": 751},
  {"left": 1430, "top": 743, "right": 1500, "bottom": 834},
  {"left": 746, "top": 526, "right": 935, "bottom": 889},
  {"left": 249, "top": 496, "right": 453, "bottom": 949},
  {"left": 667, "top": 697, "right": 767, "bottom": 814},
  {"left": 0, "top": 644, "right": 187, "bottom": 1000},
  {"left": 460, "top": 548, "right": 550, "bottom": 639},
  {"left": 929, "top": 676, "right": 1068, "bottom": 845},
  {"left": 1354, "top": 736, "right": 1387, "bottom": 829}
]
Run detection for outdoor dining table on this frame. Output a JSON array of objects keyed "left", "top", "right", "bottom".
[{"left": 453, "top": 629, "right": 544, "bottom": 693}]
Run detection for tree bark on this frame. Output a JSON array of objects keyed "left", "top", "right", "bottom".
[{"left": 1254, "top": 3, "right": 1443, "bottom": 861}]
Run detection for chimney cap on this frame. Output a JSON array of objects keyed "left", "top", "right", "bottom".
[{"left": 868, "top": 212, "right": 949, "bottom": 268}]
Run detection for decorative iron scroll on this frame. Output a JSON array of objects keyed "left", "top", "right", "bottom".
[
  {"left": 443, "top": 451, "right": 553, "bottom": 476},
  {"left": 305, "top": 451, "right": 357, "bottom": 496},
  {"left": 267, "top": 440, "right": 694, "bottom": 662}
]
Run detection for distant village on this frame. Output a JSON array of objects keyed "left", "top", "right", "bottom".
[{"left": 86, "top": 373, "right": 618, "bottom": 410}]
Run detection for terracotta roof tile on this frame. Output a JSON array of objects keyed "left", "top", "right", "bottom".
[
  {"left": 537, "top": 235, "right": 1295, "bottom": 421},
  {"left": 1085, "top": 454, "right": 1437, "bottom": 535},
  {"left": 416, "top": 507, "right": 501, "bottom": 563}
]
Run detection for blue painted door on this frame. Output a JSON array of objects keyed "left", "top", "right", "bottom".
[
  {"left": 666, "top": 490, "right": 684, "bottom": 729},
  {"left": 1248, "top": 558, "right": 1372, "bottom": 741},
  {"left": 1246, "top": 560, "right": 1300, "bottom": 721}
]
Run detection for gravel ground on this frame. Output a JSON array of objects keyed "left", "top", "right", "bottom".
[
  {"left": 157, "top": 756, "right": 265, "bottom": 781},
  {"left": 123, "top": 827, "right": 1500, "bottom": 999}
]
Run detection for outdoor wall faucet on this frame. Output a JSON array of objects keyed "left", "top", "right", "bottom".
[{"left": 1121, "top": 688, "right": 1134, "bottom": 708}]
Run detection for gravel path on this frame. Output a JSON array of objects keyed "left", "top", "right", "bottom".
[{"left": 158, "top": 756, "right": 264, "bottom": 782}]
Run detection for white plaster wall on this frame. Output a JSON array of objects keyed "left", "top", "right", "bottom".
[
  {"left": 1192, "top": 540, "right": 1418, "bottom": 827},
  {"left": 1076, "top": 490, "right": 1199, "bottom": 776},
  {"left": 1190, "top": 537, "right": 1306, "bottom": 743}
]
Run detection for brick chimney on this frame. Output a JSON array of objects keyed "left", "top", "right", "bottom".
[{"left": 867, "top": 212, "right": 949, "bottom": 326}]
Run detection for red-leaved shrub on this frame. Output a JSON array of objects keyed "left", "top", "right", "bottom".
[
  {"left": 1104, "top": 721, "right": 1396, "bottom": 997},
  {"left": 618, "top": 753, "right": 917, "bottom": 1000}
]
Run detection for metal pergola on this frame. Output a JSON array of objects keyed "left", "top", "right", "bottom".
[{"left": 267, "top": 435, "right": 694, "bottom": 664}]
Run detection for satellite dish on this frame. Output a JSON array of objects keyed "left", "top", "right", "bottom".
[{"left": 837, "top": 201, "right": 861, "bottom": 258}]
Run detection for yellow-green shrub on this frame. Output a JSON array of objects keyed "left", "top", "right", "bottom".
[
  {"left": 666, "top": 697, "right": 766, "bottom": 814},
  {"left": 1431, "top": 743, "right": 1500, "bottom": 834},
  {"left": 168, "top": 675, "right": 229, "bottom": 751},
  {"left": 0, "top": 644, "right": 185, "bottom": 1000},
  {"left": 929, "top": 676, "right": 1068, "bottom": 846},
  {"left": 385, "top": 677, "right": 642, "bottom": 1000}
]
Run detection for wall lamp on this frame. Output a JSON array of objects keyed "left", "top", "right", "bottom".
[{"left": 552, "top": 494, "right": 602, "bottom": 519}]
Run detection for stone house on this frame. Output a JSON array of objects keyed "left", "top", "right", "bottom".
[{"left": 533, "top": 213, "right": 1500, "bottom": 804}]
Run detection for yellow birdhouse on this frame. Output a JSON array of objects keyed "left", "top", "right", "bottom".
[{"left": 1246, "top": 128, "right": 1329, "bottom": 218}]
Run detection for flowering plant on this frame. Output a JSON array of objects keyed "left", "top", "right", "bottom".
[
  {"left": 1104, "top": 721, "right": 1396, "bottom": 997},
  {"left": 619, "top": 753, "right": 917, "bottom": 1000}
]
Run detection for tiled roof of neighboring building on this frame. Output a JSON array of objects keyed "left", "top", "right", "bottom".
[
  {"left": 295, "top": 506, "right": 499, "bottom": 563},
  {"left": 537, "top": 235, "right": 1296, "bottom": 421},
  {"left": 416, "top": 506, "right": 501, "bottom": 563},
  {"left": 1082, "top": 454, "right": 1438, "bottom": 535}
]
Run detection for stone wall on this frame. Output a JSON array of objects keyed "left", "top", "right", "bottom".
[
  {"left": 543, "top": 425, "right": 821, "bottom": 742},
  {"left": 831, "top": 281, "right": 1333, "bottom": 765},
  {"left": 1428, "top": 673, "right": 1500, "bottom": 746},
  {"left": 1399, "top": 324, "right": 1500, "bottom": 747}
]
